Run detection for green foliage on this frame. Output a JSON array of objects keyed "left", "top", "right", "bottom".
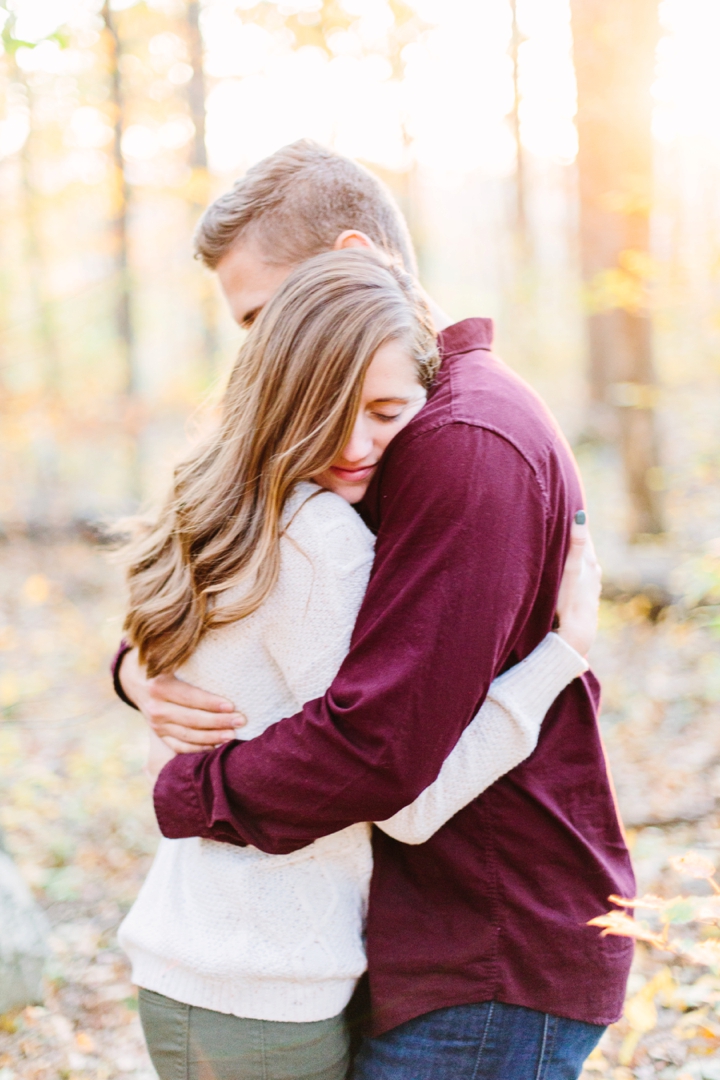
[{"left": 0, "top": 2, "right": 69, "bottom": 56}]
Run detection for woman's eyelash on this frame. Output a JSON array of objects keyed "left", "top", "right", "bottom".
[{"left": 372, "top": 412, "right": 401, "bottom": 423}]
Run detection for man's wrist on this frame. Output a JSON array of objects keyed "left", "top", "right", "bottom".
[
  {"left": 153, "top": 743, "right": 248, "bottom": 848},
  {"left": 111, "top": 641, "right": 139, "bottom": 710}
]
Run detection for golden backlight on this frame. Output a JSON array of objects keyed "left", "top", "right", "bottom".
[{"left": 4, "top": 0, "right": 718, "bottom": 178}]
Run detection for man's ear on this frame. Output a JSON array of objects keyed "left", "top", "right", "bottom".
[{"left": 333, "top": 230, "right": 376, "bottom": 251}]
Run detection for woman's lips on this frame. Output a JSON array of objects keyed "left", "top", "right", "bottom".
[{"left": 329, "top": 463, "right": 377, "bottom": 484}]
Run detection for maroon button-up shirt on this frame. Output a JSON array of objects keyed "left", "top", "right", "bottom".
[{"left": 152, "top": 318, "right": 635, "bottom": 1034}]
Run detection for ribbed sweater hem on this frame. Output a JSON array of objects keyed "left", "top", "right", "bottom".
[{"left": 129, "top": 949, "right": 358, "bottom": 1022}]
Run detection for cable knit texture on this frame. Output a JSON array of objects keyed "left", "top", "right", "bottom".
[{"left": 118, "top": 482, "right": 587, "bottom": 1022}]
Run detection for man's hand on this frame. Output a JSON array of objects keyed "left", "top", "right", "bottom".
[
  {"left": 555, "top": 512, "right": 602, "bottom": 658},
  {"left": 119, "top": 647, "right": 245, "bottom": 753}
]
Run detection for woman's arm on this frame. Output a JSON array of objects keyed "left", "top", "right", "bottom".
[
  {"left": 260, "top": 487, "right": 375, "bottom": 707},
  {"left": 375, "top": 632, "right": 587, "bottom": 844},
  {"left": 377, "top": 514, "right": 599, "bottom": 844}
]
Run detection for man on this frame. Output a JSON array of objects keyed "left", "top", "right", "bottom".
[{"left": 115, "top": 140, "right": 634, "bottom": 1078}]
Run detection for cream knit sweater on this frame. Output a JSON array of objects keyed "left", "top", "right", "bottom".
[{"left": 119, "top": 482, "right": 587, "bottom": 1023}]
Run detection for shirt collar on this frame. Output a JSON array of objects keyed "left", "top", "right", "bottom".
[{"left": 437, "top": 317, "right": 494, "bottom": 358}]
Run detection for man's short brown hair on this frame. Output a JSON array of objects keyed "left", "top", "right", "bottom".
[{"left": 194, "top": 140, "right": 417, "bottom": 274}]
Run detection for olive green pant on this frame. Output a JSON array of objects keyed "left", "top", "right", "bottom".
[{"left": 138, "top": 988, "right": 350, "bottom": 1080}]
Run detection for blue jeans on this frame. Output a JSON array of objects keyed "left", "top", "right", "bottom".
[{"left": 352, "top": 1001, "right": 604, "bottom": 1080}]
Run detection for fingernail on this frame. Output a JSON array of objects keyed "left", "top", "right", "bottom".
[
  {"left": 574, "top": 510, "right": 586, "bottom": 525},
  {"left": 219, "top": 702, "right": 234, "bottom": 712}
]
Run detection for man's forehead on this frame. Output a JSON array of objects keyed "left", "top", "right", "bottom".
[
  {"left": 216, "top": 241, "right": 294, "bottom": 326},
  {"left": 218, "top": 237, "right": 266, "bottom": 276}
]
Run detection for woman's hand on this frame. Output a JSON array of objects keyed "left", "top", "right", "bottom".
[
  {"left": 555, "top": 512, "right": 602, "bottom": 658},
  {"left": 120, "top": 647, "right": 244, "bottom": 753},
  {"left": 145, "top": 729, "right": 177, "bottom": 782}
]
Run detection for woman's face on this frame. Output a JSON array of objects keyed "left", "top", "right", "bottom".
[{"left": 313, "top": 339, "right": 427, "bottom": 504}]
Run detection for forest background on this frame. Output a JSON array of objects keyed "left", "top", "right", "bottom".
[{"left": 1, "top": 0, "right": 720, "bottom": 1078}]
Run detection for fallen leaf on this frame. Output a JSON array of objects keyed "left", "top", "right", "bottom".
[{"left": 670, "top": 852, "right": 717, "bottom": 880}]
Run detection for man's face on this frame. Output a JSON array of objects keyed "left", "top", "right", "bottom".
[
  {"left": 216, "top": 238, "right": 295, "bottom": 329},
  {"left": 215, "top": 231, "right": 376, "bottom": 328}
]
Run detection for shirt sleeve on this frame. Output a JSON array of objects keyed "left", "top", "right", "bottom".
[
  {"left": 375, "top": 633, "right": 588, "bottom": 844},
  {"left": 153, "top": 423, "right": 552, "bottom": 853},
  {"left": 110, "top": 640, "right": 137, "bottom": 710}
]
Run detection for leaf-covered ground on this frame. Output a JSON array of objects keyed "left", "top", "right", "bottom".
[
  {"left": 0, "top": 534, "right": 719, "bottom": 1080},
  {"left": 0, "top": 537, "right": 155, "bottom": 1080}
]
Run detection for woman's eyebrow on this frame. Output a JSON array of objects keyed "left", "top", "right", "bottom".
[{"left": 370, "top": 396, "right": 413, "bottom": 405}]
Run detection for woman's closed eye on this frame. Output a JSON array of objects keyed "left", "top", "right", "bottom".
[
  {"left": 372, "top": 411, "right": 404, "bottom": 423},
  {"left": 369, "top": 396, "right": 425, "bottom": 424}
]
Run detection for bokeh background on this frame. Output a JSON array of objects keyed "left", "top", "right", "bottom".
[{"left": 1, "top": 1, "right": 720, "bottom": 1077}]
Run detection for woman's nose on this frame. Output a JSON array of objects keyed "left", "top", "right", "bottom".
[{"left": 342, "top": 422, "right": 374, "bottom": 463}]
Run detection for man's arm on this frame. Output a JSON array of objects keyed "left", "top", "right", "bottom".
[
  {"left": 376, "top": 632, "right": 588, "bottom": 845},
  {"left": 154, "top": 423, "right": 550, "bottom": 853}
]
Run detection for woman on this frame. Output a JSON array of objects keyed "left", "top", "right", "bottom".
[{"left": 118, "top": 251, "right": 598, "bottom": 1080}]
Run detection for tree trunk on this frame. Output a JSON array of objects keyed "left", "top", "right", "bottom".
[
  {"left": 102, "top": 2, "right": 134, "bottom": 397},
  {"left": 186, "top": 0, "right": 218, "bottom": 377},
  {"left": 509, "top": 0, "right": 528, "bottom": 252},
  {"left": 12, "top": 62, "right": 62, "bottom": 526},
  {"left": 14, "top": 69, "right": 60, "bottom": 397},
  {"left": 102, "top": 2, "right": 141, "bottom": 503},
  {"left": 187, "top": 0, "right": 208, "bottom": 174},
  {"left": 570, "top": 0, "right": 664, "bottom": 538}
]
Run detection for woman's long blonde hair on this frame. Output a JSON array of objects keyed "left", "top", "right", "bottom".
[{"left": 122, "top": 249, "right": 440, "bottom": 676}]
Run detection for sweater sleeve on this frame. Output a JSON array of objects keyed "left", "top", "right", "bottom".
[
  {"left": 259, "top": 491, "right": 374, "bottom": 707},
  {"left": 375, "top": 633, "right": 588, "bottom": 844}
]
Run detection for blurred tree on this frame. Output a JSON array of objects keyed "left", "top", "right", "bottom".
[
  {"left": 509, "top": 0, "right": 528, "bottom": 254},
  {"left": 0, "top": 7, "right": 69, "bottom": 525},
  {"left": 14, "top": 72, "right": 60, "bottom": 397},
  {"left": 102, "top": 1, "right": 142, "bottom": 503},
  {"left": 0, "top": 10, "right": 61, "bottom": 395},
  {"left": 186, "top": 0, "right": 218, "bottom": 375},
  {"left": 186, "top": 1, "right": 207, "bottom": 176},
  {"left": 570, "top": 0, "right": 664, "bottom": 538},
  {"left": 101, "top": 1, "right": 135, "bottom": 399}
]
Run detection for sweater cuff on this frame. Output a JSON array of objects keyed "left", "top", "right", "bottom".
[
  {"left": 488, "top": 633, "right": 589, "bottom": 720},
  {"left": 111, "top": 640, "right": 139, "bottom": 711}
]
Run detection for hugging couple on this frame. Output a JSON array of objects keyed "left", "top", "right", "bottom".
[{"left": 112, "top": 141, "right": 635, "bottom": 1080}]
